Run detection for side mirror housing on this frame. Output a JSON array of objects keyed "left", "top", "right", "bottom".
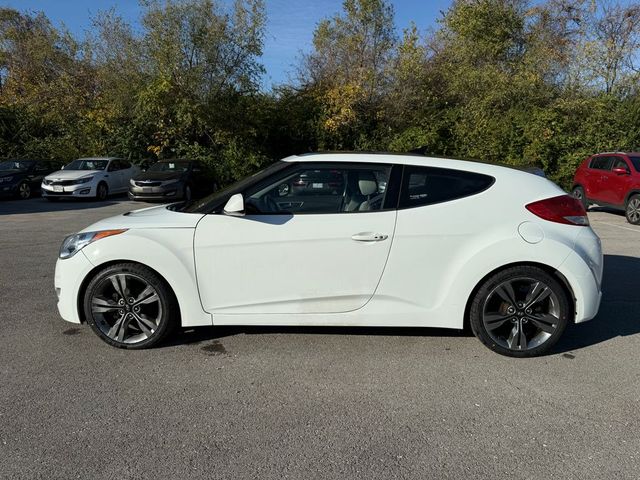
[
  {"left": 223, "top": 193, "right": 245, "bottom": 216},
  {"left": 612, "top": 167, "right": 629, "bottom": 176}
]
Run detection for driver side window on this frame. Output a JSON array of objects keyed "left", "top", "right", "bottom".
[{"left": 244, "top": 163, "right": 391, "bottom": 215}]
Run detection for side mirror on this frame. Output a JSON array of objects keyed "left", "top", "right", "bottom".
[
  {"left": 223, "top": 193, "right": 245, "bottom": 216},
  {"left": 612, "top": 167, "right": 629, "bottom": 176}
]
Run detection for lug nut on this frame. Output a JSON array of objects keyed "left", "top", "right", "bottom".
[
  {"left": 133, "top": 306, "right": 140, "bottom": 312},
  {"left": 118, "top": 299, "right": 125, "bottom": 305},
  {"left": 525, "top": 308, "right": 532, "bottom": 314},
  {"left": 129, "top": 298, "right": 135, "bottom": 304},
  {"left": 118, "top": 309, "right": 124, "bottom": 316}
]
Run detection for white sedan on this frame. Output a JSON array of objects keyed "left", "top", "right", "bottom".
[
  {"left": 42, "top": 157, "right": 139, "bottom": 201},
  {"left": 54, "top": 153, "right": 603, "bottom": 357}
]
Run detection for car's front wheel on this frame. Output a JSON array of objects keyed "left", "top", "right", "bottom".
[
  {"left": 625, "top": 194, "right": 640, "bottom": 225},
  {"left": 83, "top": 263, "right": 177, "bottom": 349},
  {"left": 96, "top": 182, "right": 108, "bottom": 201},
  {"left": 469, "top": 266, "right": 570, "bottom": 357},
  {"left": 17, "top": 182, "right": 31, "bottom": 199}
]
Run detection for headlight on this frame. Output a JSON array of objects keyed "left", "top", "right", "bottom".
[
  {"left": 59, "top": 229, "right": 127, "bottom": 259},
  {"left": 74, "top": 176, "right": 94, "bottom": 185},
  {"left": 130, "top": 178, "right": 136, "bottom": 186},
  {"left": 43, "top": 179, "right": 51, "bottom": 186}
]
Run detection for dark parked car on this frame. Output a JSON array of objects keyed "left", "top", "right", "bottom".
[
  {"left": 572, "top": 151, "right": 640, "bottom": 225},
  {"left": 0, "top": 159, "right": 61, "bottom": 200},
  {"left": 128, "top": 159, "right": 216, "bottom": 202}
]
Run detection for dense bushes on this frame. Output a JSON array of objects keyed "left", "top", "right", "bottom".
[{"left": 0, "top": 0, "right": 638, "bottom": 188}]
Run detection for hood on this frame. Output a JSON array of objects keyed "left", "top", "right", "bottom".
[
  {"left": 46, "top": 169, "right": 102, "bottom": 180},
  {"left": 134, "top": 171, "right": 186, "bottom": 182},
  {"left": 81, "top": 204, "right": 204, "bottom": 232}
]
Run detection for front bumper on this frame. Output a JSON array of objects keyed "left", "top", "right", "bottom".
[
  {"left": 55, "top": 251, "right": 95, "bottom": 324},
  {"left": 42, "top": 182, "right": 96, "bottom": 198},
  {"left": 0, "top": 183, "right": 18, "bottom": 197},
  {"left": 128, "top": 184, "right": 184, "bottom": 202}
]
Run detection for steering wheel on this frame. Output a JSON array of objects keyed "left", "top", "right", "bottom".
[{"left": 262, "top": 195, "right": 281, "bottom": 213}]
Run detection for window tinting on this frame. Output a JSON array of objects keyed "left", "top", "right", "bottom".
[
  {"left": 399, "top": 166, "right": 494, "bottom": 208},
  {"left": 245, "top": 164, "right": 392, "bottom": 214},
  {"left": 629, "top": 156, "right": 640, "bottom": 172},
  {"left": 589, "top": 157, "right": 612, "bottom": 170},
  {"left": 611, "top": 157, "right": 629, "bottom": 171}
]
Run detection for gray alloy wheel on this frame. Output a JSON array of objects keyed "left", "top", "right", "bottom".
[
  {"left": 469, "top": 266, "right": 569, "bottom": 357},
  {"left": 572, "top": 186, "right": 587, "bottom": 210},
  {"left": 83, "top": 263, "right": 176, "bottom": 349},
  {"left": 96, "top": 182, "right": 108, "bottom": 201},
  {"left": 18, "top": 182, "right": 31, "bottom": 199},
  {"left": 626, "top": 195, "right": 640, "bottom": 225}
]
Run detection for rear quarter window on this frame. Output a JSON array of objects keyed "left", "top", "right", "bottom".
[{"left": 399, "top": 166, "right": 495, "bottom": 208}]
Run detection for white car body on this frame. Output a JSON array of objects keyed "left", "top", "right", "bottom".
[
  {"left": 54, "top": 153, "right": 603, "bottom": 343},
  {"left": 42, "top": 157, "right": 140, "bottom": 199}
]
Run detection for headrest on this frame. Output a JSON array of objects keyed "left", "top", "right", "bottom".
[{"left": 358, "top": 172, "right": 378, "bottom": 196}]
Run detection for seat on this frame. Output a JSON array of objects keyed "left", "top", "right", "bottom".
[{"left": 343, "top": 171, "right": 378, "bottom": 212}]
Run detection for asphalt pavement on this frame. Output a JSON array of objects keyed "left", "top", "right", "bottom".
[{"left": 1, "top": 196, "right": 639, "bottom": 479}]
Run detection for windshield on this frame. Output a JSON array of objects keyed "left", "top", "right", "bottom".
[
  {"left": 0, "top": 160, "right": 35, "bottom": 171},
  {"left": 178, "top": 161, "right": 291, "bottom": 213},
  {"left": 629, "top": 156, "right": 640, "bottom": 172},
  {"left": 148, "top": 161, "right": 191, "bottom": 172},
  {"left": 65, "top": 159, "right": 108, "bottom": 171}
]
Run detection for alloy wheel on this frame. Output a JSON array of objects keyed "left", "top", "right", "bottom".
[
  {"left": 19, "top": 182, "right": 31, "bottom": 199},
  {"left": 91, "top": 273, "right": 163, "bottom": 344},
  {"left": 627, "top": 197, "right": 640, "bottom": 224},
  {"left": 482, "top": 277, "right": 561, "bottom": 351}
]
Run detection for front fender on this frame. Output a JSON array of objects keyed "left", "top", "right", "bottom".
[{"left": 81, "top": 229, "right": 212, "bottom": 327}]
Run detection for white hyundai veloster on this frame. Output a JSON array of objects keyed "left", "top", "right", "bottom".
[{"left": 54, "top": 153, "right": 603, "bottom": 357}]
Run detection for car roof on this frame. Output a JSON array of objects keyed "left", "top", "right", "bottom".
[
  {"left": 283, "top": 152, "right": 538, "bottom": 178},
  {"left": 593, "top": 152, "right": 640, "bottom": 156},
  {"left": 76, "top": 157, "right": 120, "bottom": 161}
]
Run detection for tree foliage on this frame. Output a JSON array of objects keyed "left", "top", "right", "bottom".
[{"left": 0, "top": 0, "right": 639, "bottom": 188}]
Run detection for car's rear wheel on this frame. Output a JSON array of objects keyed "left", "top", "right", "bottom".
[
  {"left": 625, "top": 194, "right": 640, "bottom": 225},
  {"left": 96, "top": 182, "right": 108, "bottom": 201},
  {"left": 83, "top": 263, "right": 177, "bottom": 349},
  {"left": 17, "top": 182, "right": 31, "bottom": 199},
  {"left": 469, "top": 266, "right": 570, "bottom": 357},
  {"left": 572, "top": 186, "right": 587, "bottom": 210}
]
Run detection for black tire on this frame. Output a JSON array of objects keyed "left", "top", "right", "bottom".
[
  {"left": 572, "top": 186, "right": 588, "bottom": 210},
  {"left": 625, "top": 194, "right": 640, "bottom": 225},
  {"left": 17, "top": 182, "right": 31, "bottom": 200},
  {"left": 83, "top": 262, "right": 178, "bottom": 349},
  {"left": 469, "top": 266, "right": 570, "bottom": 358},
  {"left": 96, "top": 182, "right": 108, "bottom": 201}
]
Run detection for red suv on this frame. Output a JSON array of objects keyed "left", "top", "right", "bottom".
[{"left": 572, "top": 152, "right": 640, "bottom": 225}]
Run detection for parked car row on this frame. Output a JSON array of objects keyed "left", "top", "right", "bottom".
[{"left": 0, "top": 157, "right": 217, "bottom": 203}]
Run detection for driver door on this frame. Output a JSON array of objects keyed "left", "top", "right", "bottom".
[{"left": 193, "top": 162, "right": 399, "bottom": 315}]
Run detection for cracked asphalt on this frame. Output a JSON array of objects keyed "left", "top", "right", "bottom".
[{"left": 1, "top": 197, "right": 639, "bottom": 479}]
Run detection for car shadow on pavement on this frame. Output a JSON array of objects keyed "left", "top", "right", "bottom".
[
  {"left": 555, "top": 254, "right": 640, "bottom": 353},
  {"left": 0, "top": 196, "right": 128, "bottom": 215},
  {"left": 168, "top": 254, "right": 640, "bottom": 355}
]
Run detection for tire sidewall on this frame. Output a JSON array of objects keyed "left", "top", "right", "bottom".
[
  {"left": 96, "top": 182, "right": 108, "bottom": 201},
  {"left": 83, "top": 263, "right": 176, "bottom": 349},
  {"left": 626, "top": 194, "right": 640, "bottom": 225},
  {"left": 18, "top": 182, "right": 31, "bottom": 199},
  {"left": 469, "top": 266, "right": 570, "bottom": 358}
]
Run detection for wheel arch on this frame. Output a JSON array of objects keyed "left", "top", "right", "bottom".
[
  {"left": 76, "top": 260, "right": 181, "bottom": 325},
  {"left": 462, "top": 261, "right": 576, "bottom": 331},
  {"left": 624, "top": 189, "right": 640, "bottom": 205}
]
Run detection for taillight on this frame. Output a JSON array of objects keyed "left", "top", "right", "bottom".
[{"left": 525, "top": 195, "right": 589, "bottom": 226}]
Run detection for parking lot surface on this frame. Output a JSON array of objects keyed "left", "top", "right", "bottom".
[{"left": 1, "top": 197, "right": 639, "bottom": 479}]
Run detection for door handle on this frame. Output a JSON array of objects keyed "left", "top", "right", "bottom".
[{"left": 351, "top": 232, "right": 388, "bottom": 242}]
